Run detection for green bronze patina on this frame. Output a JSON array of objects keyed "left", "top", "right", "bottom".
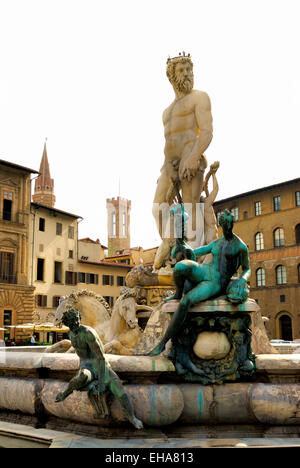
[
  {"left": 55, "top": 309, "right": 143, "bottom": 429},
  {"left": 148, "top": 208, "right": 255, "bottom": 382},
  {"left": 170, "top": 313, "right": 255, "bottom": 384},
  {"left": 169, "top": 204, "right": 196, "bottom": 263}
]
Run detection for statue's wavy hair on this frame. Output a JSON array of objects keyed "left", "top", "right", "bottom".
[{"left": 166, "top": 56, "right": 193, "bottom": 83}]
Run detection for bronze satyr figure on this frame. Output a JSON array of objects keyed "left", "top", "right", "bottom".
[{"left": 55, "top": 308, "right": 143, "bottom": 429}]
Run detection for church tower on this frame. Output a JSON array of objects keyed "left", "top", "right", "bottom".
[
  {"left": 32, "top": 141, "right": 56, "bottom": 208},
  {"left": 106, "top": 197, "right": 131, "bottom": 256}
]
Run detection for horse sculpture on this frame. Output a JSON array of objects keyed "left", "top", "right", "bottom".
[
  {"left": 103, "top": 287, "right": 153, "bottom": 355},
  {"left": 45, "top": 288, "right": 153, "bottom": 355},
  {"left": 46, "top": 290, "right": 112, "bottom": 353}
]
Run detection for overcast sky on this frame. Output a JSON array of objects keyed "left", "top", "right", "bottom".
[{"left": 0, "top": 0, "right": 299, "bottom": 248}]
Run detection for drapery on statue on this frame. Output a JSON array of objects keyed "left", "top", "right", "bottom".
[
  {"left": 55, "top": 309, "right": 143, "bottom": 430},
  {"left": 153, "top": 52, "right": 213, "bottom": 270},
  {"left": 148, "top": 210, "right": 251, "bottom": 356}
]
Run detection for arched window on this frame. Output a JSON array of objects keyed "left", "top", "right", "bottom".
[
  {"left": 230, "top": 207, "right": 239, "bottom": 221},
  {"left": 295, "top": 224, "right": 300, "bottom": 245},
  {"left": 255, "top": 232, "right": 264, "bottom": 250},
  {"left": 122, "top": 212, "right": 127, "bottom": 237},
  {"left": 279, "top": 314, "right": 293, "bottom": 341},
  {"left": 112, "top": 212, "right": 116, "bottom": 237},
  {"left": 276, "top": 265, "right": 287, "bottom": 285},
  {"left": 256, "top": 268, "right": 265, "bottom": 287},
  {"left": 274, "top": 228, "right": 285, "bottom": 247}
]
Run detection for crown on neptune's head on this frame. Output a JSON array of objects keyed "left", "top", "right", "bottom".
[{"left": 167, "top": 51, "right": 191, "bottom": 64}]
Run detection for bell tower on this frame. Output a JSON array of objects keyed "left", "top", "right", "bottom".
[
  {"left": 106, "top": 197, "right": 131, "bottom": 256},
  {"left": 32, "top": 141, "right": 56, "bottom": 208}
]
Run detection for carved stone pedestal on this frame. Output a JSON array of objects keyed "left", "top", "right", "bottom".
[
  {"left": 135, "top": 285, "right": 174, "bottom": 308},
  {"left": 163, "top": 297, "right": 260, "bottom": 385}
]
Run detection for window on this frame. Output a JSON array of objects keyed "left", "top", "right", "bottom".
[
  {"left": 4, "top": 191, "right": 13, "bottom": 201},
  {"left": 295, "top": 191, "right": 300, "bottom": 206},
  {"left": 37, "top": 258, "right": 45, "bottom": 281},
  {"left": 280, "top": 295, "right": 285, "bottom": 303},
  {"left": 68, "top": 250, "right": 74, "bottom": 259},
  {"left": 122, "top": 212, "right": 127, "bottom": 236},
  {"left": 120, "top": 259, "right": 131, "bottom": 265},
  {"left": 102, "top": 275, "right": 114, "bottom": 286},
  {"left": 255, "top": 201, "right": 262, "bottom": 216},
  {"left": 103, "top": 296, "right": 114, "bottom": 307},
  {"left": 3, "top": 200, "right": 12, "bottom": 221},
  {"left": 243, "top": 211, "right": 248, "bottom": 220},
  {"left": 3, "top": 310, "right": 12, "bottom": 341},
  {"left": 256, "top": 268, "right": 265, "bottom": 287},
  {"left": 273, "top": 196, "right": 281, "bottom": 211},
  {"left": 39, "top": 218, "right": 45, "bottom": 232},
  {"left": 68, "top": 226, "right": 74, "bottom": 239},
  {"left": 117, "top": 276, "right": 125, "bottom": 287},
  {"left": 65, "top": 271, "right": 77, "bottom": 285},
  {"left": 36, "top": 295, "right": 47, "bottom": 307},
  {"left": 230, "top": 207, "right": 239, "bottom": 221},
  {"left": 54, "top": 262, "right": 63, "bottom": 283},
  {"left": 52, "top": 296, "right": 61, "bottom": 308},
  {"left": 255, "top": 232, "right": 264, "bottom": 250},
  {"left": 86, "top": 273, "right": 98, "bottom": 284},
  {"left": 296, "top": 224, "right": 300, "bottom": 245},
  {"left": 274, "top": 228, "right": 285, "bottom": 247},
  {"left": 56, "top": 223, "right": 62, "bottom": 235},
  {"left": 2, "top": 191, "right": 13, "bottom": 221},
  {"left": 276, "top": 265, "right": 287, "bottom": 285},
  {"left": 279, "top": 314, "right": 293, "bottom": 341},
  {"left": 0, "top": 252, "right": 15, "bottom": 283},
  {"left": 112, "top": 212, "right": 116, "bottom": 236},
  {"left": 78, "top": 272, "right": 86, "bottom": 283}
]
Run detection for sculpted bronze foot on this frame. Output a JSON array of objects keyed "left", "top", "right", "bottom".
[
  {"left": 131, "top": 416, "right": 143, "bottom": 430},
  {"left": 163, "top": 294, "right": 181, "bottom": 303},
  {"left": 55, "top": 392, "right": 67, "bottom": 403}
]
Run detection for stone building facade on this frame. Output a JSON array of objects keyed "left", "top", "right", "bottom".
[
  {"left": 214, "top": 177, "right": 300, "bottom": 341},
  {"left": 0, "top": 160, "right": 38, "bottom": 342},
  {"left": 77, "top": 259, "right": 132, "bottom": 308},
  {"left": 29, "top": 203, "right": 82, "bottom": 326}
]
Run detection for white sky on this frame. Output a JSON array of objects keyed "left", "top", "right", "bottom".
[{"left": 0, "top": 0, "right": 299, "bottom": 249}]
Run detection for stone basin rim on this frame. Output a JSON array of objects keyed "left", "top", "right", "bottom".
[
  {"left": 162, "top": 296, "right": 260, "bottom": 314},
  {"left": 0, "top": 352, "right": 299, "bottom": 373}
]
